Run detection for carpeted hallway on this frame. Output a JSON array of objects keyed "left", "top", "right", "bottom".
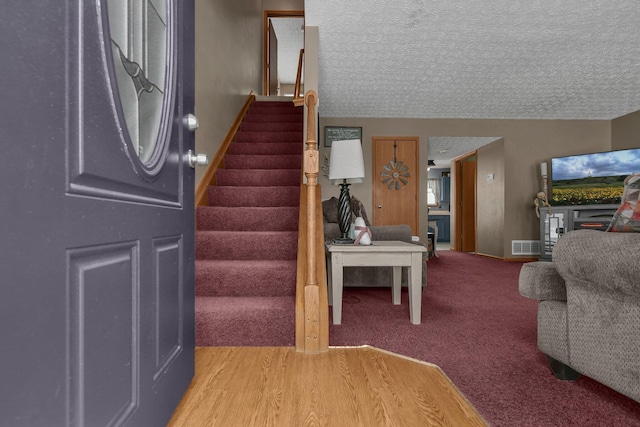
[{"left": 195, "top": 100, "right": 302, "bottom": 346}]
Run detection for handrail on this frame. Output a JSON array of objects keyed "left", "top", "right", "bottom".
[
  {"left": 295, "top": 90, "right": 329, "bottom": 353},
  {"left": 195, "top": 92, "right": 255, "bottom": 207},
  {"left": 292, "top": 49, "right": 305, "bottom": 107}
]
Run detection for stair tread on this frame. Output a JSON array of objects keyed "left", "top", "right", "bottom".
[
  {"left": 223, "top": 154, "right": 302, "bottom": 170},
  {"left": 195, "top": 259, "right": 296, "bottom": 297},
  {"left": 216, "top": 169, "right": 300, "bottom": 186},
  {"left": 195, "top": 296, "right": 295, "bottom": 346},
  {"left": 196, "top": 259, "right": 296, "bottom": 267},
  {"left": 197, "top": 295, "right": 295, "bottom": 306},
  {"left": 197, "top": 206, "right": 299, "bottom": 231},
  {"left": 196, "top": 230, "right": 298, "bottom": 260},
  {"left": 207, "top": 186, "right": 300, "bottom": 207}
]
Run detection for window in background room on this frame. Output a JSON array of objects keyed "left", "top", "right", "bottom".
[{"left": 427, "top": 178, "right": 440, "bottom": 207}]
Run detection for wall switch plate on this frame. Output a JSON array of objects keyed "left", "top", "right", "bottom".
[{"left": 487, "top": 173, "right": 494, "bottom": 181}]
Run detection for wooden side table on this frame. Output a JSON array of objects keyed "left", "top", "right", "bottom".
[{"left": 325, "top": 241, "right": 427, "bottom": 325}]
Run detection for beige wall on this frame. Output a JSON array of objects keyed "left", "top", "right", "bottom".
[
  {"left": 611, "top": 110, "right": 640, "bottom": 150},
  {"left": 194, "top": 0, "right": 263, "bottom": 185},
  {"left": 318, "top": 116, "right": 611, "bottom": 258},
  {"left": 476, "top": 139, "right": 505, "bottom": 257}
]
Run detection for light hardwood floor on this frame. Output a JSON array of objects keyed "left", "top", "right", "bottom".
[{"left": 168, "top": 346, "right": 487, "bottom": 426}]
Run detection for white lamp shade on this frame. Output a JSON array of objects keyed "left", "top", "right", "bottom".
[{"left": 328, "top": 139, "right": 365, "bottom": 185}]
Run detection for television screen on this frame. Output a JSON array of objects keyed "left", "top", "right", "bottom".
[{"left": 550, "top": 147, "right": 640, "bottom": 205}]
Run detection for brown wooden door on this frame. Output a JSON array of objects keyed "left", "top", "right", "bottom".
[
  {"left": 372, "top": 137, "right": 420, "bottom": 234},
  {"left": 455, "top": 154, "right": 477, "bottom": 252},
  {"left": 268, "top": 19, "right": 278, "bottom": 95}
]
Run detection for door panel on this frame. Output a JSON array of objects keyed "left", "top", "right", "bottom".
[
  {"left": 372, "top": 137, "right": 420, "bottom": 234},
  {"left": 0, "top": 1, "right": 195, "bottom": 426},
  {"left": 68, "top": 242, "right": 140, "bottom": 426}
]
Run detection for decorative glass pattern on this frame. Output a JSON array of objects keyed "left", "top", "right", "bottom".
[{"left": 107, "top": 0, "right": 168, "bottom": 164}]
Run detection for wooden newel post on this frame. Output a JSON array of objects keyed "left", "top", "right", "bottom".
[{"left": 303, "top": 90, "right": 321, "bottom": 351}]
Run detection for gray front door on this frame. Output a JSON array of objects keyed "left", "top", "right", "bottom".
[{"left": 0, "top": 1, "right": 195, "bottom": 425}]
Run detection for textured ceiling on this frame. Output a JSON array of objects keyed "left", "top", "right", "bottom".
[{"left": 305, "top": 0, "right": 640, "bottom": 120}]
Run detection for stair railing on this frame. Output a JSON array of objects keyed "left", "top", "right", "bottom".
[
  {"left": 292, "top": 49, "right": 305, "bottom": 107},
  {"left": 295, "top": 90, "right": 329, "bottom": 353}
]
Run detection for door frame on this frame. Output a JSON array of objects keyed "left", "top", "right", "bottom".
[
  {"left": 263, "top": 10, "right": 304, "bottom": 96},
  {"left": 453, "top": 151, "right": 477, "bottom": 252}
]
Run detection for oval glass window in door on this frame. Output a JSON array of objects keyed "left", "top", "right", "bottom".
[{"left": 106, "top": 0, "right": 169, "bottom": 166}]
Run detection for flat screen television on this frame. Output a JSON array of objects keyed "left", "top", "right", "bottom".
[{"left": 550, "top": 147, "right": 640, "bottom": 205}]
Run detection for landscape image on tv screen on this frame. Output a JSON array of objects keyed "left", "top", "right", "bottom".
[{"left": 551, "top": 147, "right": 640, "bottom": 205}]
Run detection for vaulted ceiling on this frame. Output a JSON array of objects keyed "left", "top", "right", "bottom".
[{"left": 304, "top": 1, "right": 640, "bottom": 121}]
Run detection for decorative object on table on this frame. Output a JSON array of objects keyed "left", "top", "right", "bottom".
[
  {"left": 381, "top": 140, "right": 411, "bottom": 190},
  {"left": 534, "top": 161, "right": 552, "bottom": 218},
  {"left": 534, "top": 191, "right": 552, "bottom": 218},
  {"left": 328, "top": 139, "right": 365, "bottom": 244},
  {"left": 353, "top": 217, "right": 372, "bottom": 245}
]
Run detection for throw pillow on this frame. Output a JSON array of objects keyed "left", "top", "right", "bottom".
[
  {"left": 607, "top": 173, "right": 640, "bottom": 232},
  {"left": 322, "top": 197, "right": 339, "bottom": 223},
  {"left": 350, "top": 195, "right": 371, "bottom": 226}
]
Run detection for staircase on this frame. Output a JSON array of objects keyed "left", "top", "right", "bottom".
[{"left": 195, "top": 100, "right": 303, "bottom": 346}]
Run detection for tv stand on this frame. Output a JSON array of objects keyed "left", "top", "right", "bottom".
[{"left": 539, "top": 204, "right": 618, "bottom": 261}]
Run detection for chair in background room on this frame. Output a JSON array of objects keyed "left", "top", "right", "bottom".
[{"left": 428, "top": 220, "right": 439, "bottom": 258}]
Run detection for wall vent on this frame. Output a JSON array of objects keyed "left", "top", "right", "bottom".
[{"left": 512, "top": 240, "right": 541, "bottom": 255}]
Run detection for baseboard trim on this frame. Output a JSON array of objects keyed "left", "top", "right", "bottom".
[
  {"left": 475, "top": 252, "right": 538, "bottom": 262},
  {"left": 504, "top": 257, "right": 538, "bottom": 262}
]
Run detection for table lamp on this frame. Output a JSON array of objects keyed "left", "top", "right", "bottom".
[{"left": 328, "top": 139, "right": 365, "bottom": 244}]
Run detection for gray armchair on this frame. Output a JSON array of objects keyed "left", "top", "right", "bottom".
[{"left": 519, "top": 229, "right": 640, "bottom": 403}]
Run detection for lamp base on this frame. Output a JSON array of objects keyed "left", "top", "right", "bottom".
[
  {"left": 332, "top": 237, "right": 354, "bottom": 245},
  {"left": 336, "top": 181, "right": 353, "bottom": 243}
]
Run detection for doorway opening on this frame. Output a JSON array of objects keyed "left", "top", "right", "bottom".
[
  {"left": 263, "top": 11, "right": 304, "bottom": 97},
  {"left": 453, "top": 152, "right": 477, "bottom": 253}
]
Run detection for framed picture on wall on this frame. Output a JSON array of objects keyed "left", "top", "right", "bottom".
[{"left": 325, "top": 126, "right": 362, "bottom": 147}]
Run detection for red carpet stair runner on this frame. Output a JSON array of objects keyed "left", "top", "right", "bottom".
[{"left": 195, "top": 100, "right": 302, "bottom": 346}]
